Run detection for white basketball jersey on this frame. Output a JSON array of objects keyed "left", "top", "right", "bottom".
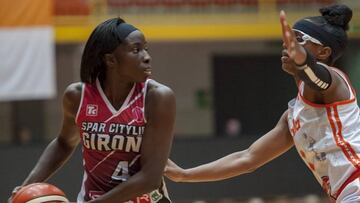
[{"left": 287, "top": 67, "right": 360, "bottom": 199}]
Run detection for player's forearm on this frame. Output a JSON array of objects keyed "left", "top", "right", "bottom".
[
  {"left": 180, "top": 150, "right": 254, "bottom": 182},
  {"left": 89, "top": 171, "right": 161, "bottom": 203},
  {"left": 294, "top": 50, "right": 332, "bottom": 91},
  {"left": 23, "top": 138, "right": 77, "bottom": 185}
]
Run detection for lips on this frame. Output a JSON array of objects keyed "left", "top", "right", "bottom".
[
  {"left": 143, "top": 67, "right": 152, "bottom": 76},
  {"left": 281, "top": 50, "right": 291, "bottom": 64},
  {"left": 144, "top": 69, "right": 151, "bottom": 74},
  {"left": 282, "top": 49, "right": 289, "bottom": 57}
]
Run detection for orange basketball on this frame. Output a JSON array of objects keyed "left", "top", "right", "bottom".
[{"left": 12, "top": 183, "right": 69, "bottom": 203}]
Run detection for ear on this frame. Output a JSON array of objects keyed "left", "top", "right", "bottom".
[
  {"left": 316, "top": 46, "right": 332, "bottom": 61},
  {"left": 104, "top": 53, "right": 116, "bottom": 68}
]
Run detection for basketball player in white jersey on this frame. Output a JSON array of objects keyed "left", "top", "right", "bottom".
[
  {"left": 165, "top": 4, "right": 360, "bottom": 203},
  {"left": 10, "top": 18, "right": 175, "bottom": 203}
]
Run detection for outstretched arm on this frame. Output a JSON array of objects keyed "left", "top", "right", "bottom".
[{"left": 165, "top": 110, "right": 293, "bottom": 182}]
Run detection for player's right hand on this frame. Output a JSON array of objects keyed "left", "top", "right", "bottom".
[
  {"left": 164, "top": 159, "right": 186, "bottom": 182},
  {"left": 8, "top": 186, "right": 22, "bottom": 203},
  {"left": 281, "top": 48, "right": 297, "bottom": 76},
  {"left": 280, "top": 10, "right": 307, "bottom": 66}
]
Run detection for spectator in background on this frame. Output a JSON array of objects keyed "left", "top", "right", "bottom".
[
  {"left": 225, "top": 118, "right": 242, "bottom": 137},
  {"left": 16, "top": 127, "right": 32, "bottom": 145},
  {"left": 10, "top": 17, "right": 175, "bottom": 203},
  {"left": 165, "top": 4, "right": 360, "bottom": 203}
]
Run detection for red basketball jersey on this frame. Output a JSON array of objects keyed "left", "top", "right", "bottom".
[{"left": 75, "top": 79, "right": 170, "bottom": 203}]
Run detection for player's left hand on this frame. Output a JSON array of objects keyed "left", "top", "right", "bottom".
[
  {"left": 164, "top": 159, "right": 186, "bottom": 182},
  {"left": 280, "top": 10, "right": 307, "bottom": 66}
]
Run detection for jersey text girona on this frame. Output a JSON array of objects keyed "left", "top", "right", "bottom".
[
  {"left": 287, "top": 66, "right": 360, "bottom": 200},
  {"left": 75, "top": 79, "right": 170, "bottom": 203}
]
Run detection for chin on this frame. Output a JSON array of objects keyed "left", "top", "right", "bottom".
[{"left": 136, "top": 76, "right": 148, "bottom": 83}]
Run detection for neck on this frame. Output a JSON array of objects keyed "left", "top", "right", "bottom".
[{"left": 100, "top": 77, "right": 134, "bottom": 109}]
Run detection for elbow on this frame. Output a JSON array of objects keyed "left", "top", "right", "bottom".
[
  {"left": 241, "top": 151, "right": 260, "bottom": 174},
  {"left": 244, "top": 166, "right": 258, "bottom": 174},
  {"left": 297, "top": 63, "right": 332, "bottom": 91},
  {"left": 56, "top": 136, "right": 79, "bottom": 151},
  {"left": 241, "top": 161, "right": 258, "bottom": 174}
]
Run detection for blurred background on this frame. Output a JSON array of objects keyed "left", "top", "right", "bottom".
[{"left": 0, "top": 0, "right": 360, "bottom": 202}]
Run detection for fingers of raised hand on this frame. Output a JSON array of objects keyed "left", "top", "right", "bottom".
[
  {"left": 280, "top": 11, "right": 299, "bottom": 59},
  {"left": 285, "top": 32, "right": 296, "bottom": 58},
  {"left": 280, "top": 11, "right": 289, "bottom": 44},
  {"left": 280, "top": 12, "right": 293, "bottom": 51}
]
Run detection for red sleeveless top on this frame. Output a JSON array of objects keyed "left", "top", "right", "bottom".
[{"left": 76, "top": 79, "right": 148, "bottom": 201}]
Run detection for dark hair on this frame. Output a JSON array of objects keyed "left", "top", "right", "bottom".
[
  {"left": 311, "top": 4, "right": 352, "bottom": 63},
  {"left": 319, "top": 4, "right": 352, "bottom": 31},
  {"left": 293, "top": 4, "right": 352, "bottom": 64},
  {"left": 80, "top": 17, "right": 126, "bottom": 84}
]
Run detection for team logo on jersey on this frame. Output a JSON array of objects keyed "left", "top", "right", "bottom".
[
  {"left": 86, "top": 104, "right": 98, "bottom": 116},
  {"left": 290, "top": 118, "right": 300, "bottom": 136},
  {"left": 132, "top": 106, "right": 144, "bottom": 123}
]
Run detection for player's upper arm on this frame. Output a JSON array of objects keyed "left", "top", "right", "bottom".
[
  {"left": 245, "top": 110, "right": 294, "bottom": 170},
  {"left": 140, "top": 81, "right": 176, "bottom": 182},
  {"left": 58, "top": 82, "right": 83, "bottom": 148}
]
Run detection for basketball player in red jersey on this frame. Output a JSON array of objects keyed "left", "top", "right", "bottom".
[
  {"left": 165, "top": 4, "right": 360, "bottom": 202},
  {"left": 10, "top": 18, "right": 175, "bottom": 203}
]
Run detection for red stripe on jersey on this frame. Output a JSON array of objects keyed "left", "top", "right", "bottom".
[
  {"left": 333, "top": 106, "right": 360, "bottom": 168},
  {"left": 326, "top": 106, "right": 360, "bottom": 170},
  {"left": 335, "top": 169, "right": 360, "bottom": 199}
]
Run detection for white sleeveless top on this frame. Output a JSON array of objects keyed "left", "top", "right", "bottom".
[{"left": 287, "top": 67, "right": 360, "bottom": 199}]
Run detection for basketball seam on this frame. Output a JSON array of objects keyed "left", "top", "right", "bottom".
[
  {"left": 12, "top": 183, "right": 67, "bottom": 203},
  {"left": 12, "top": 183, "right": 44, "bottom": 202},
  {"left": 25, "top": 195, "right": 69, "bottom": 203}
]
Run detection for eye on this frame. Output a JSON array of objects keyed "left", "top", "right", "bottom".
[
  {"left": 132, "top": 47, "right": 140, "bottom": 53},
  {"left": 295, "top": 35, "right": 304, "bottom": 43}
]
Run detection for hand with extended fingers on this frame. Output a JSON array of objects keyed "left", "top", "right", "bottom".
[{"left": 280, "top": 10, "right": 307, "bottom": 66}]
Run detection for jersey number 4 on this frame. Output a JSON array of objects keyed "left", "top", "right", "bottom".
[{"left": 111, "top": 155, "right": 140, "bottom": 181}]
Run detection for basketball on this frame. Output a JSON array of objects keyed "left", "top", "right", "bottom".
[{"left": 12, "top": 183, "right": 69, "bottom": 203}]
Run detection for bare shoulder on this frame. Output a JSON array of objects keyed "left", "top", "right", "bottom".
[
  {"left": 325, "top": 66, "right": 351, "bottom": 100},
  {"left": 277, "top": 109, "right": 290, "bottom": 128},
  {"left": 63, "top": 82, "right": 83, "bottom": 117},
  {"left": 147, "top": 80, "right": 175, "bottom": 100},
  {"left": 145, "top": 80, "right": 175, "bottom": 118},
  {"left": 280, "top": 109, "right": 289, "bottom": 120}
]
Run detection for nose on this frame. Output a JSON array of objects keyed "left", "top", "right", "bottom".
[
  {"left": 282, "top": 42, "right": 287, "bottom": 49},
  {"left": 143, "top": 50, "right": 151, "bottom": 64}
]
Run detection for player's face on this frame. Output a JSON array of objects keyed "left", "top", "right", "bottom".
[
  {"left": 112, "top": 30, "right": 152, "bottom": 82},
  {"left": 293, "top": 29, "right": 323, "bottom": 46},
  {"left": 293, "top": 30, "right": 324, "bottom": 59}
]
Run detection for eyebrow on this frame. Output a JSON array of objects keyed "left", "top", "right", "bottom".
[{"left": 127, "top": 42, "right": 148, "bottom": 48}]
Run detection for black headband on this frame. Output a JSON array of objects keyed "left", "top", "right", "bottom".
[
  {"left": 293, "top": 19, "right": 346, "bottom": 62},
  {"left": 117, "top": 23, "right": 139, "bottom": 40}
]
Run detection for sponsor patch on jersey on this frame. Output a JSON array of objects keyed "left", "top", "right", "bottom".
[
  {"left": 86, "top": 104, "right": 98, "bottom": 116},
  {"left": 150, "top": 190, "right": 163, "bottom": 202}
]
